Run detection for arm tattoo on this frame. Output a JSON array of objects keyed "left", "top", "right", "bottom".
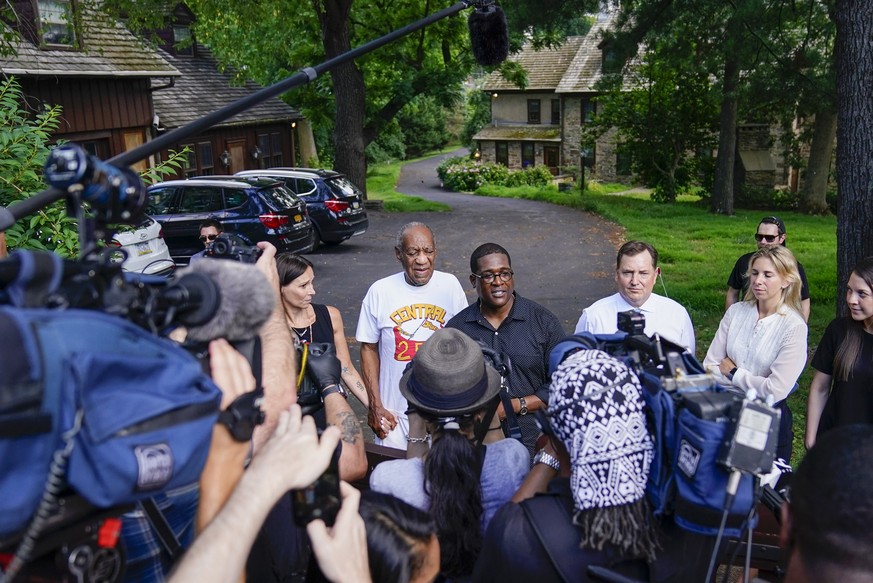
[
  {"left": 342, "top": 366, "right": 350, "bottom": 374},
  {"left": 336, "top": 411, "right": 362, "bottom": 445}
]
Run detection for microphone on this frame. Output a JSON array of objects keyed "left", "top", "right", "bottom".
[
  {"left": 468, "top": 0, "right": 509, "bottom": 67},
  {"left": 180, "top": 259, "right": 275, "bottom": 342}
]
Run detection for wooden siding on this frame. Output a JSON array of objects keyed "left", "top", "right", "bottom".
[
  {"left": 21, "top": 77, "right": 153, "bottom": 133},
  {"left": 157, "top": 123, "right": 298, "bottom": 180}
]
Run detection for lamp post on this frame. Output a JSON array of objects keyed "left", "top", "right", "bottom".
[{"left": 580, "top": 148, "right": 592, "bottom": 193}]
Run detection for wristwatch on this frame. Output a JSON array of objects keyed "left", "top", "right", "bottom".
[
  {"left": 321, "top": 383, "right": 348, "bottom": 400},
  {"left": 518, "top": 396, "right": 529, "bottom": 416},
  {"left": 533, "top": 450, "right": 560, "bottom": 472},
  {"left": 728, "top": 367, "right": 738, "bottom": 381}
]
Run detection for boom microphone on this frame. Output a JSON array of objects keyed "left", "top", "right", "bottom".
[
  {"left": 468, "top": 0, "right": 509, "bottom": 67},
  {"left": 181, "top": 259, "right": 275, "bottom": 342}
]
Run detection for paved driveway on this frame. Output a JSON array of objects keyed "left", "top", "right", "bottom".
[
  {"left": 308, "top": 150, "right": 621, "bottom": 334},
  {"left": 304, "top": 150, "right": 623, "bottom": 436}
]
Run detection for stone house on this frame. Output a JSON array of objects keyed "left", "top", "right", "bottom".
[{"left": 473, "top": 12, "right": 630, "bottom": 180}]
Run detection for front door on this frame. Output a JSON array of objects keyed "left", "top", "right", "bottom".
[
  {"left": 544, "top": 146, "right": 559, "bottom": 175},
  {"left": 228, "top": 140, "right": 246, "bottom": 174}
]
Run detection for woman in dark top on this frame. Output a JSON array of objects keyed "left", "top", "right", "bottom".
[
  {"left": 806, "top": 256, "right": 873, "bottom": 448},
  {"left": 276, "top": 253, "right": 369, "bottom": 407}
]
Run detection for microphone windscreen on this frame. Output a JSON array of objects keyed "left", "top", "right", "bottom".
[
  {"left": 182, "top": 259, "right": 275, "bottom": 343},
  {"left": 468, "top": 3, "right": 509, "bottom": 67}
]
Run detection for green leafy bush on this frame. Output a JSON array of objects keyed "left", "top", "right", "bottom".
[{"left": 437, "top": 157, "right": 553, "bottom": 191}]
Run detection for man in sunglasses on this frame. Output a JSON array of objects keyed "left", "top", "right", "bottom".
[
  {"left": 446, "top": 242, "right": 565, "bottom": 458},
  {"left": 189, "top": 218, "right": 224, "bottom": 265},
  {"left": 725, "top": 215, "right": 810, "bottom": 320}
]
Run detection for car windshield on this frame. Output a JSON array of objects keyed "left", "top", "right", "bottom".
[
  {"left": 260, "top": 185, "right": 301, "bottom": 211},
  {"left": 325, "top": 176, "right": 361, "bottom": 198}
]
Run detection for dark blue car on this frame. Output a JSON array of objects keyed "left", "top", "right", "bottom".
[
  {"left": 146, "top": 176, "right": 315, "bottom": 263},
  {"left": 236, "top": 168, "right": 368, "bottom": 247}
]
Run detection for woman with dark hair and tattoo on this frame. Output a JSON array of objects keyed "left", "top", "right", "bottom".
[
  {"left": 370, "top": 328, "right": 529, "bottom": 581},
  {"left": 805, "top": 256, "right": 873, "bottom": 448},
  {"left": 276, "top": 253, "right": 369, "bottom": 406}
]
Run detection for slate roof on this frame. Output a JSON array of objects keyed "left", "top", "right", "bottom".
[
  {"left": 481, "top": 36, "right": 586, "bottom": 92},
  {"left": 472, "top": 124, "right": 562, "bottom": 142},
  {"left": 152, "top": 46, "right": 302, "bottom": 129},
  {"left": 556, "top": 13, "right": 617, "bottom": 93},
  {"left": 0, "top": 7, "right": 177, "bottom": 77},
  {"left": 480, "top": 12, "right": 619, "bottom": 94}
]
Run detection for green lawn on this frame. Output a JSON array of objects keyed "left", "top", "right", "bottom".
[
  {"left": 365, "top": 148, "right": 458, "bottom": 212},
  {"left": 476, "top": 184, "right": 838, "bottom": 461}
]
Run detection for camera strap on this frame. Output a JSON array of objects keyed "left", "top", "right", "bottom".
[{"left": 140, "top": 498, "right": 183, "bottom": 559}]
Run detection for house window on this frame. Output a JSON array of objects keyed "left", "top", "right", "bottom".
[
  {"left": 37, "top": 0, "right": 76, "bottom": 47},
  {"left": 616, "top": 147, "right": 633, "bottom": 176},
  {"left": 527, "top": 100, "right": 541, "bottom": 124},
  {"left": 495, "top": 142, "right": 508, "bottom": 166},
  {"left": 602, "top": 47, "right": 620, "bottom": 74},
  {"left": 551, "top": 99, "right": 561, "bottom": 125},
  {"left": 182, "top": 144, "right": 197, "bottom": 178},
  {"left": 521, "top": 142, "right": 535, "bottom": 168},
  {"left": 198, "top": 142, "right": 214, "bottom": 176},
  {"left": 173, "top": 25, "right": 193, "bottom": 56},
  {"left": 257, "top": 133, "right": 284, "bottom": 168},
  {"left": 581, "top": 99, "right": 595, "bottom": 124},
  {"left": 80, "top": 138, "right": 110, "bottom": 160},
  {"left": 582, "top": 145, "right": 596, "bottom": 168}
]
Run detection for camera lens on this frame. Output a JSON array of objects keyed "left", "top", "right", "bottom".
[{"left": 211, "top": 237, "right": 230, "bottom": 255}]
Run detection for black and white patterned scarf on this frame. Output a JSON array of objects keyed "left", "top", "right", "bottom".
[{"left": 549, "top": 349, "right": 653, "bottom": 512}]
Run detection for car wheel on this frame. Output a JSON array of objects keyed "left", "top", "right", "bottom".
[{"left": 308, "top": 226, "right": 321, "bottom": 252}]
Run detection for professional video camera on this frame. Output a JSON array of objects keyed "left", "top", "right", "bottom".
[
  {"left": 551, "top": 311, "right": 784, "bottom": 582},
  {"left": 0, "top": 145, "right": 278, "bottom": 583},
  {"left": 205, "top": 233, "right": 263, "bottom": 264}
]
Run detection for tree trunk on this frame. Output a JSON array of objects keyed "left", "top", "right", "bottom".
[
  {"left": 834, "top": 0, "right": 873, "bottom": 316},
  {"left": 799, "top": 107, "right": 837, "bottom": 214},
  {"left": 711, "top": 53, "right": 739, "bottom": 215},
  {"left": 316, "top": 0, "right": 369, "bottom": 197}
]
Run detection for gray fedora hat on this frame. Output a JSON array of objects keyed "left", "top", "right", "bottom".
[{"left": 400, "top": 328, "right": 502, "bottom": 417}]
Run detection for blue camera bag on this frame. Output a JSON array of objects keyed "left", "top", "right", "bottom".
[
  {"left": 0, "top": 306, "right": 221, "bottom": 538},
  {"left": 549, "top": 332, "right": 758, "bottom": 538}
]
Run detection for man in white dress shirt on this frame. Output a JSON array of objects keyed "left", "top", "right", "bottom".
[{"left": 574, "top": 241, "right": 696, "bottom": 354}]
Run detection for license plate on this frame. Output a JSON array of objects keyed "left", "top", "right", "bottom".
[
  {"left": 352, "top": 201, "right": 360, "bottom": 209},
  {"left": 135, "top": 241, "right": 152, "bottom": 256},
  {"left": 294, "top": 214, "right": 303, "bottom": 222}
]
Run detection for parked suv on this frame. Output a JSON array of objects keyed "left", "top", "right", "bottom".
[
  {"left": 146, "top": 176, "right": 314, "bottom": 263},
  {"left": 235, "top": 168, "right": 368, "bottom": 246}
]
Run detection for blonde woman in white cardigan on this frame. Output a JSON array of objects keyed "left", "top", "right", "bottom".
[{"left": 704, "top": 245, "right": 808, "bottom": 462}]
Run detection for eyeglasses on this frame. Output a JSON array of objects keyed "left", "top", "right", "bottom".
[
  {"left": 754, "top": 234, "right": 779, "bottom": 243},
  {"left": 472, "top": 270, "right": 513, "bottom": 284},
  {"left": 199, "top": 234, "right": 219, "bottom": 242}
]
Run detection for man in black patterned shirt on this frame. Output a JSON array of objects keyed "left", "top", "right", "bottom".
[{"left": 447, "top": 242, "right": 565, "bottom": 459}]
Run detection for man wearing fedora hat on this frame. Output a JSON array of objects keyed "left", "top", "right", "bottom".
[
  {"left": 370, "top": 328, "right": 529, "bottom": 579},
  {"left": 726, "top": 215, "right": 811, "bottom": 321}
]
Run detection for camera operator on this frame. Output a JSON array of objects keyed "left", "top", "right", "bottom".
[
  {"left": 122, "top": 242, "right": 297, "bottom": 582},
  {"left": 474, "top": 349, "right": 713, "bottom": 582},
  {"left": 189, "top": 219, "right": 223, "bottom": 265}
]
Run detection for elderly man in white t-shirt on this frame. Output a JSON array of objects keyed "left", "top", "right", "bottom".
[
  {"left": 574, "top": 240, "right": 696, "bottom": 354},
  {"left": 356, "top": 222, "right": 467, "bottom": 450}
]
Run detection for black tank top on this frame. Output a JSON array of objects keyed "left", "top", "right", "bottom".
[{"left": 291, "top": 303, "right": 334, "bottom": 344}]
